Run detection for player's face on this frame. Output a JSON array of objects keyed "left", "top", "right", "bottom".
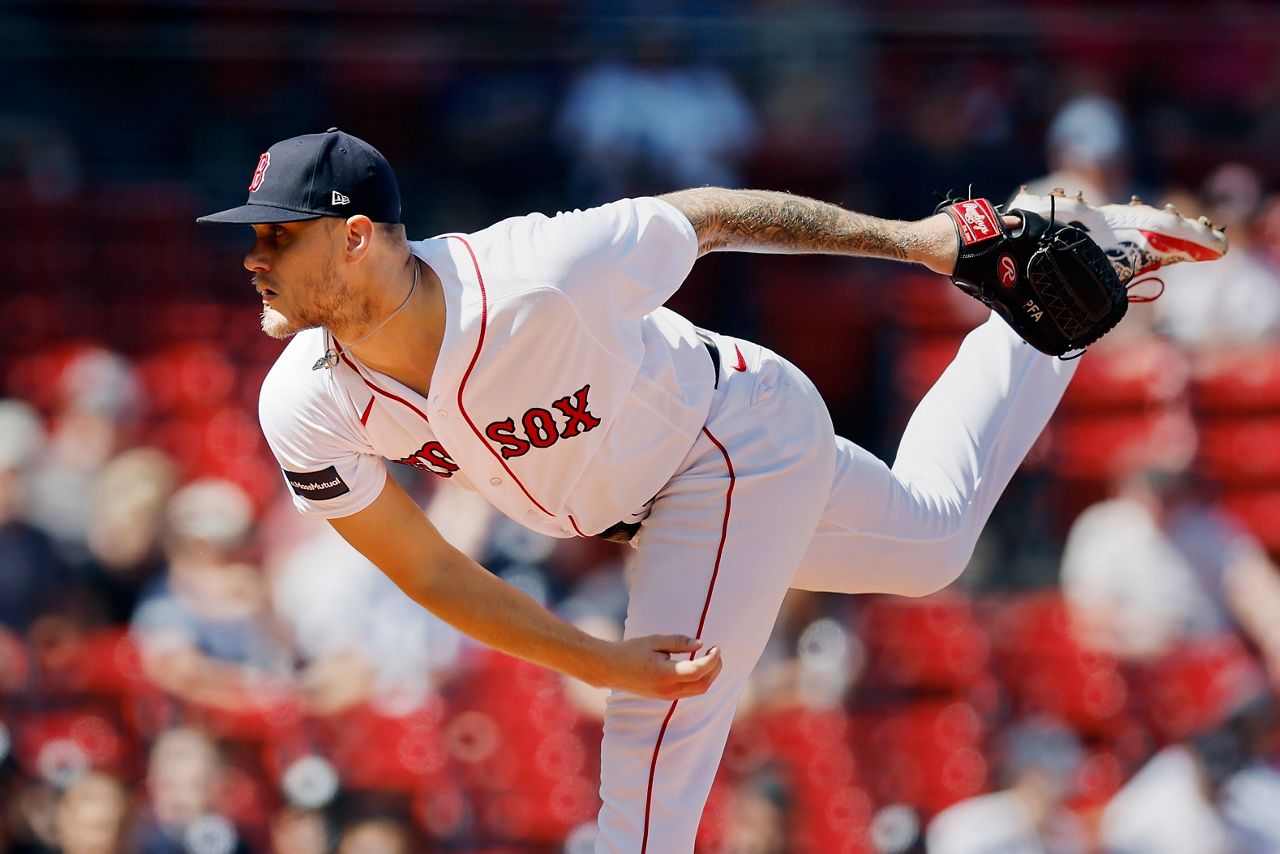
[{"left": 243, "top": 220, "right": 374, "bottom": 340}]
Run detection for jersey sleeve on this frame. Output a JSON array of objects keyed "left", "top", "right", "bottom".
[
  {"left": 258, "top": 366, "right": 387, "bottom": 520},
  {"left": 502, "top": 196, "right": 699, "bottom": 325}
]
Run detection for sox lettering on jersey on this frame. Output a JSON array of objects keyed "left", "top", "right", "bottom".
[
  {"left": 485, "top": 383, "right": 602, "bottom": 460},
  {"left": 396, "top": 441, "right": 459, "bottom": 478}
]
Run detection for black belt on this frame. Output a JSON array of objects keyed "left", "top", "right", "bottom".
[
  {"left": 595, "top": 333, "right": 722, "bottom": 543},
  {"left": 696, "top": 329, "right": 721, "bottom": 389}
]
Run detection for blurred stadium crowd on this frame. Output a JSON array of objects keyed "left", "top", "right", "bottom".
[{"left": 5, "top": 1, "right": 1280, "bottom": 851}]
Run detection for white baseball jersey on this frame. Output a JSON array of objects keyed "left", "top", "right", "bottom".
[{"left": 259, "top": 197, "right": 717, "bottom": 537}]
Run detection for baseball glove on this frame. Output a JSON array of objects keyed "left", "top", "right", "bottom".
[{"left": 940, "top": 196, "right": 1126, "bottom": 357}]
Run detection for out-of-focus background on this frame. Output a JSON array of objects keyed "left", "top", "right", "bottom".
[{"left": 3, "top": 2, "right": 1280, "bottom": 852}]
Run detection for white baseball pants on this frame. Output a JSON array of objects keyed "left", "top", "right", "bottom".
[{"left": 595, "top": 313, "right": 1079, "bottom": 853}]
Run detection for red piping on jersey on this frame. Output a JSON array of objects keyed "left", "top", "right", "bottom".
[
  {"left": 641, "top": 426, "right": 734, "bottom": 853},
  {"left": 448, "top": 234, "right": 554, "bottom": 517},
  {"left": 568, "top": 516, "right": 587, "bottom": 537},
  {"left": 333, "top": 340, "right": 432, "bottom": 424},
  {"left": 359, "top": 396, "right": 375, "bottom": 426}
]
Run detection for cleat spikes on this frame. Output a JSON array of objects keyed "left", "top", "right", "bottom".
[
  {"left": 1165, "top": 202, "right": 1179, "bottom": 213},
  {"left": 1050, "top": 187, "right": 1066, "bottom": 197},
  {"left": 1130, "top": 195, "right": 1144, "bottom": 206}
]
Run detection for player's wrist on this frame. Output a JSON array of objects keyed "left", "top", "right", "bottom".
[
  {"left": 565, "top": 635, "right": 625, "bottom": 689},
  {"left": 907, "top": 213, "right": 960, "bottom": 275}
]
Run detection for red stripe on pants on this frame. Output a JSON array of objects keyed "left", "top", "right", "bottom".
[{"left": 641, "top": 426, "right": 735, "bottom": 852}]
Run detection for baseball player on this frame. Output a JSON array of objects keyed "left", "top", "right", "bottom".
[{"left": 198, "top": 129, "right": 1226, "bottom": 851}]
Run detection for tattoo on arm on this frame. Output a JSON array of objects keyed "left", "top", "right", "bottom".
[{"left": 659, "top": 187, "right": 914, "bottom": 261}]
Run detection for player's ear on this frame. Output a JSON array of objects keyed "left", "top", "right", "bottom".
[{"left": 342, "top": 215, "right": 375, "bottom": 261}]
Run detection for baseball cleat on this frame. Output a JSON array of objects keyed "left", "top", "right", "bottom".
[{"left": 1006, "top": 189, "right": 1228, "bottom": 284}]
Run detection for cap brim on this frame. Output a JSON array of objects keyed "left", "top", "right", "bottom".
[{"left": 196, "top": 204, "right": 324, "bottom": 225}]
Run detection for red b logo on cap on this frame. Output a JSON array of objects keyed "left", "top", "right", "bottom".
[{"left": 248, "top": 153, "right": 271, "bottom": 192}]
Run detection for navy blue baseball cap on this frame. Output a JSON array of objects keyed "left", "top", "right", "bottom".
[{"left": 197, "top": 128, "right": 401, "bottom": 225}]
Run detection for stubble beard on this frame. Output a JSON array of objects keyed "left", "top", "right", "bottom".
[
  {"left": 257, "top": 256, "right": 374, "bottom": 342},
  {"left": 260, "top": 305, "right": 293, "bottom": 339}
]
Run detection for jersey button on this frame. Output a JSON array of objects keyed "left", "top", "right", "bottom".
[
  {"left": 437, "top": 411, "right": 448, "bottom": 420},
  {"left": 489, "top": 477, "right": 502, "bottom": 486}
]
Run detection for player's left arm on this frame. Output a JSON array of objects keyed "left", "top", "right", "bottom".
[
  {"left": 659, "top": 187, "right": 964, "bottom": 275},
  {"left": 1223, "top": 545, "right": 1280, "bottom": 685}
]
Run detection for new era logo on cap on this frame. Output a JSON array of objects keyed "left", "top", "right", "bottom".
[{"left": 197, "top": 128, "right": 401, "bottom": 226}]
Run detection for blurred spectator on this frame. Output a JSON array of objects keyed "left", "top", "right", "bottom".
[
  {"left": 270, "top": 524, "right": 465, "bottom": 717},
  {"left": 334, "top": 815, "right": 415, "bottom": 854},
  {"left": 556, "top": 29, "right": 757, "bottom": 202},
  {"left": 1257, "top": 192, "right": 1280, "bottom": 275},
  {"left": 268, "top": 807, "right": 328, "bottom": 854},
  {"left": 1060, "top": 464, "right": 1280, "bottom": 680},
  {"left": 1023, "top": 94, "right": 1132, "bottom": 204},
  {"left": 54, "top": 771, "right": 132, "bottom": 854},
  {"left": 1099, "top": 696, "right": 1280, "bottom": 853},
  {"left": 1152, "top": 164, "right": 1280, "bottom": 350},
  {"left": 81, "top": 448, "right": 178, "bottom": 624},
  {"left": 744, "top": 0, "right": 870, "bottom": 198},
  {"left": 0, "top": 399, "right": 72, "bottom": 633},
  {"left": 28, "top": 348, "right": 145, "bottom": 562},
  {"left": 708, "top": 772, "right": 789, "bottom": 854},
  {"left": 925, "top": 718, "right": 1088, "bottom": 854},
  {"left": 131, "top": 479, "right": 293, "bottom": 713},
  {"left": 137, "top": 727, "right": 248, "bottom": 854},
  {"left": 6, "top": 776, "right": 60, "bottom": 853}
]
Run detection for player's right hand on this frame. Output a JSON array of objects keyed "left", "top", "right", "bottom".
[{"left": 600, "top": 634, "right": 723, "bottom": 700}]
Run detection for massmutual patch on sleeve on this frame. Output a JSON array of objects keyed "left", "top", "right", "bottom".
[{"left": 283, "top": 466, "right": 350, "bottom": 501}]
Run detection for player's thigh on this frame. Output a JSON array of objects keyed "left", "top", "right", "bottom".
[
  {"left": 621, "top": 343, "right": 837, "bottom": 653},
  {"left": 790, "top": 435, "right": 976, "bottom": 596},
  {"left": 622, "top": 434, "right": 832, "bottom": 656}
]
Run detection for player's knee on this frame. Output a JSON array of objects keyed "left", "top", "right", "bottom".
[{"left": 895, "top": 537, "right": 976, "bottom": 598}]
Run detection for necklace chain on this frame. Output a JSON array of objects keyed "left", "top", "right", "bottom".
[{"left": 313, "top": 260, "right": 418, "bottom": 371}]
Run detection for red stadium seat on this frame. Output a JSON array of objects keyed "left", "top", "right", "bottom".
[
  {"left": 1193, "top": 346, "right": 1280, "bottom": 414},
  {"left": 1048, "top": 408, "right": 1196, "bottom": 482},
  {"left": 0, "top": 294, "right": 69, "bottom": 357},
  {"left": 887, "top": 272, "right": 988, "bottom": 335},
  {"left": 853, "top": 700, "right": 988, "bottom": 815},
  {"left": 446, "top": 651, "right": 603, "bottom": 843},
  {"left": 892, "top": 333, "right": 966, "bottom": 406},
  {"left": 719, "top": 707, "right": 873, "bottom": 853},
  {"left": 4, "top": 340, "right": 109, "bottom": 415},
  {"left": 1133, "top": 635, "right": 1267, "bottom": 742},
  {"left": 138, "top": 342, "right": 238, "bottom": 416},
  {"left": 986, "top": 594, "right": 1131, "bottom": 737},
  {"left": 319, "top": 700, "right": 453, "bottom": 794},
  {"left": 858, "top": 594, "right": 992, "bottom": 693},
  {"left": 1197, "top": 416, "right": 1280, "bottom": 485},
  {"left": 1059, "top": 338, "right": 1189, "bottom": 413},
  {"left": 14, "top": 710, "right": 130, "bottom": 778}
]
